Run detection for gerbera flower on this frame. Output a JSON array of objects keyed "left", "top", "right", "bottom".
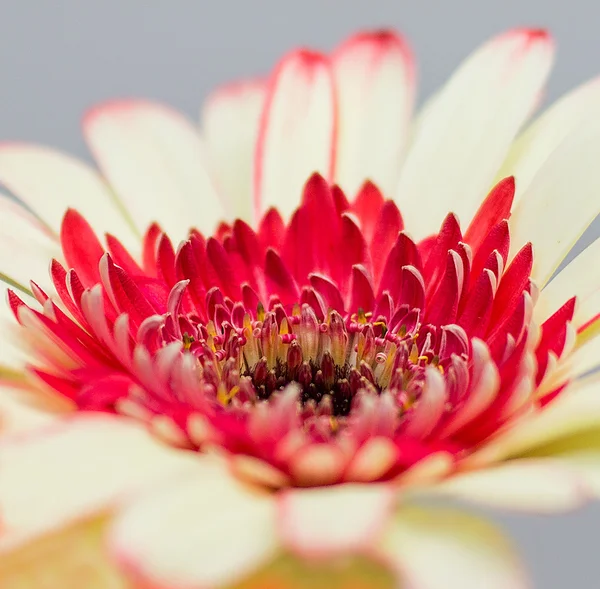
[{"left": 2, "top": 26, "right": 600, "bottom": 588}]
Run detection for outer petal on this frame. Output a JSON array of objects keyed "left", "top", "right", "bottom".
[
  {"left": 331, "top": 30, "right": 414, "bottom": 199},
  {"left": 0, "top": 289, "right": 30, "bottom": 374},
  {"left": 108, "top": 466, "right": 278, "bottom": 589},
  {"left": 536, "top": 236, "right": 600, "bottom": 327},
  {"left": 396, "top": 28, "right": 554, "bottom": 239},
  {"left": 429, "top": 459, "right": 587, "bottom": 512},
  {"left": 0, "top": 144, "right": 138, "bottom": 249},
  {"left": 0, "top": 515, "right": 129, "bottom": 589},
  {"left": 254, "top": 50, "right": 336, "bottom": 219},
  {"left": 202, "top": 80, "right": 266, "bottom": 222},
  {"left": 0, "top": 387, "right": 63, "bottom": 436},
  {"left": 498, "top": 77, "right": 600, "bottom": 202},
  {"left": 84, "top": 100, "right": 225, "bottom": 239},
  {"left": 509, "top": 115, "right": 600, "bottom": 287},
  {"left": 277, "top": 483, "right": 395, "bottom": 559},
  {"left": 469, "top": 375, "right": 600, "bottom": 465},
  {"left": 380, "top": 505, "right": 528, "bottom": 589},
  {"left": 0, "top": 195, "right": 60, "bottom": 293},
  {"left": 0, "top": 413, "right": 200, "bottom": 553}
]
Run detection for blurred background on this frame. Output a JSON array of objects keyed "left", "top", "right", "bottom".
[{"left": 0, "top": 1, "right": 598, "bottom": 585}]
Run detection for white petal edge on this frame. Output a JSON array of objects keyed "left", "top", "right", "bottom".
[
  {"left": 509, "top": 114, "right": 600, "bottom": 287},
  {"left": 254, "top": 50, "right": 336, "bottom": 220},
  {"left": 109, "top": 466, "right": 278, "bottom": 589},
  {"left": 277, "top": 483, "right": 395, "bottom": 558},
  {"left": 331, "top": 30, "right": 414, "bottom": 199},
  {"left": 396, "top": 28, "right": 554, "bottom": 239},
  {"left": 469, "top": 375, "right": 600, "bottom": 464},
  {"left": 381, "top": 504, "right": 529, "bottom": 589},
  {"left": 84, "top": 100, "right": 225, "bottom": 239},
  {"left": 0, "top": 388, "right": 60, "bottom": 436},
  {"left": 536, "top": 235, "right": 600, "bottom": 327},
  {"left": 0, "top": 195, "right": 61, "bottom": 294},
  {"left": 0, "top": 413, "right": 200, "bottom": 553},
  {"left": 498, "top": 76, "right": 600, "bottom": 202},
  {"left": 201, "top": 79, "right": 266, "bottom": 222},
  {"left": 429, "top": 459, "right": 588, "bottom": 513},
  {"left": 0, "top": 144, "right": 138, "bottom": 250}
]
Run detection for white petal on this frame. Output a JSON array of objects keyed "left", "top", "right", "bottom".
[
  {"left": 0, "top": 196, "right": 60, "bottom": 293},
  {"left": 509, "top": 115, "right": 600, "bottom": 287},
  {"left": 201, "top": 79, "right": 266, "bottom": 222},
  {"left": 331, "top": 31, "right": 414, "bottom": 199},
  {"left": 431, "top": 459, "right": 587, "bottom": 512},
  {"left": 537, "top": 236, "right": 600, "bottom": 327},
  {"left": 0, "top": 413, "right": 199, "bottom": 552},
  {"left": 277, "top": 484, "right": 394, "bottom": 558},
  {"left": 0, "top": 515, "right": 129, "bottom": 589},
  {"left": 381, "top": 505, "right": 528, "bottom": 589},
  {"left": 109, "top": 465, "right": 277, "bottom": 588},
  {"left": 254, "top": 50, "right": 335, "bottom": 219},
  {"left": 470, "top": 375, "right": 600, "bottom": 464},
  {"left": 0, "top": 144, "right": 137, "bottom": 250},
  {"left": 84, "top": 100, "right": 225, "bottom": 239},
  {"left": 498, "top": 77, "right": 600, "bottom": 202},
  {"left": 0, "top": 388, "right": 60, "bottom": 435},
  {"left": 396, "top": 29, "right": 554, "bottom": 239}
]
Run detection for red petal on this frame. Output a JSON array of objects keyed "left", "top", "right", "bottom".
[
  {"left": 258, "top": 208, "right": 285, "bottom": 252},
  {"left": 464, "top": 176, "right": 515, "bottom": 252},
  {"left": 371, "top": 200, "right": 403, "bottom": 285},
  {"left": 350, "top": 264, "right": 375, "bottom": 312},
  {"left": 351, "top": 181, "right": 384, "bottom": 242},
  {"left": 60, "top": 209, "right": 104, "bottom": 287}
]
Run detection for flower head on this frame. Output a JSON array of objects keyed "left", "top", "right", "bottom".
[{"left": 1, "top": 26, "right": 600, "bottom": 589}]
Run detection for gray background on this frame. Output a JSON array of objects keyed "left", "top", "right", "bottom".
[{"left": 0, "top": 1, "right": 598, "bottom": 586}]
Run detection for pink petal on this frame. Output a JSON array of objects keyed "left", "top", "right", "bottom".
[
  {"left": 277, "top": 484, "right": 395, "bottom": 558},
  {"left": 254, "top": 50, "right": 336, "bottom": 219},
  {"left": 331, "top": 30, "right": 414, "bottom": 198}
]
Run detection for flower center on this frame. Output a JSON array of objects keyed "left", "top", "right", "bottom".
[{"left": 7, "top": 174, "right": 576, "bottom": 487}]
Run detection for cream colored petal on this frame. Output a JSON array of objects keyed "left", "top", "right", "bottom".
[
  {"left": 0, "top": 144, "right": 138, "bottom": 249},
  {"left": 331, "top": 31, "right": 414, "bottom": 199},
  {"left": 84, "top": 100, "right": 225, "bottom": 239},
  {"left": 396, "top": 29, "right": 554, "bottom": 240},
  {"left": 109, "top": 464, "right": 278, "bottom": 589},
  {"left": 0, "top": 387, "right": 61, "bottom": 436},
  {"left": 381, "top": 504, "right": 528, "bottom": 589},
  {"left": 498, "top": 77, "right": 600, "bottom": 202},
  {"left": 469, "top": 375, "right": 600, "bottom": 465},
  {"left": 201, "top": 79, "right": 266, "bottom": 222},
  {"left": 0, "top": 413, "right": 200, "bottom": 552},
  {"left": 430, "top": 459, "right": 587, "bottom": 512},
  {"left": 0, "top": 195, "right": 61, "bottom": 293},
  {"left": 0, "top": 515, "right": 130, "bottom": 589},
  {"left": 277, "top": 483, "right": 395, "bottom": 558},
  {"left": 254, "top": 50, "right": 335, "bottom": 219},
  {"left": 513, "top": 425, "right": 600, "bottom": 498},
  {"left": 536, "top": 236, "right": 600, "bottom": 327},
  {"left": 509, "top": 115, "right": 600, "bottom": 287}
]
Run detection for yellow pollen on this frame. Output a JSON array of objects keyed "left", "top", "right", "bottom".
[
  {"left": 217, "top": 384, "right": 240, "bottom": 406},
  {"left": 409, "top": 344, "right": 419, "bottom": 364}
]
